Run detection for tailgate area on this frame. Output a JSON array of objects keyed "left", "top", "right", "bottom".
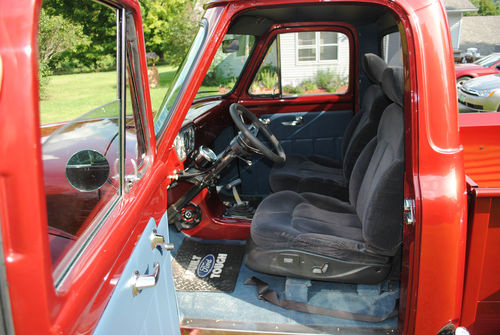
[{"left": 459, "top": 113, "right": 500, "bottom": 334}]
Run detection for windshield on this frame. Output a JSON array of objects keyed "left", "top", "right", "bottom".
[
  {"left": 154, "top": 20, "right": 208, "bottom": 136},
  {"left": 475, "top": 54, "right": 500, "bottom": 67},
  {"left": 195, "top": 34, "right": 256, "bottom": 99}
]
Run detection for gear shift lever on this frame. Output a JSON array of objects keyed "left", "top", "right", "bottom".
[{"left": 223, "top": 178, "right": 255, "bottom": 219}]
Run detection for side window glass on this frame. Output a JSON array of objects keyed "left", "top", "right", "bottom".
[
  {"left": 249, "top": 31, "right": 350, "bottom": 97},
  {"left": 38, "top": 1, "right": 148, "bottom": 275},
  {"left": 196, "top": 34, "right": 256, "bottom": 99},
  {"left": 249, "top": 39, "right": 280, "bottom": 95}
]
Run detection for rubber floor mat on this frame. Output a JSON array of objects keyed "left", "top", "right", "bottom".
[{"left": 172, "top": 238, "right": 245, "bottom": 292}]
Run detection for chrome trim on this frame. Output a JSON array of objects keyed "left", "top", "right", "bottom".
[
  {"left": 259, "top": 117, "right": 271, "bottom": 126},
  {"left": 150, "top": 229, "right": 174, "bottom": 251},
  {"left": 404, "top": 198, "right": 415, "bottom": 225},
  {"left": 118, "top": 8, "right": 127, "bottom": 195},
  {"left": 180, "top": 318, "right": 397, "bottom": 334},
  {"left": 132, "top": 262, "right": 160, "bottom": 296},
  {"left": 281, "top": 116, "right": 303, "bottom": 126},
  {"left": 460, "top": 86, "right": 479, "bottom": 96}
]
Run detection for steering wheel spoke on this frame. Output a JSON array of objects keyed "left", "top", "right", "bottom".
[
  {"left": 229, "top": 103, "right": 286, "bottom": 164},
  {"left": 247, "top": 124, "right": 259, "bottom": 136}
]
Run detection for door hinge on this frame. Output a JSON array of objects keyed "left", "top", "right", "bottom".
[{"left": 404, "top": 199, "right": 416, "bottom": 225}]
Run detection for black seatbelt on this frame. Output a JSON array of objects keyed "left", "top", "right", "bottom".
[{"left": 245, "top": 276, "right": 398, "bottom": 323}]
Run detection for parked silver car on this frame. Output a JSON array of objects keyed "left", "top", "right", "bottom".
[{"left": 458, "top": 74, "right": 500, "bottom": 112}]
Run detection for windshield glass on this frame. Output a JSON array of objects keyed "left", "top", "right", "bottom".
[
  {"left": 154, "top": 21, "right": 208, "bottom": 136},
  {"left": 475, "top": 54, "right": 500, "bottom": 67},
  {"left": 195, "top": 34, "right": 256, "bottom": 99}
]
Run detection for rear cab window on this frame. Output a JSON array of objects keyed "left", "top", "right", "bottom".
[{"left": 382, "top": 31, "right": 402, "bottom": 66}]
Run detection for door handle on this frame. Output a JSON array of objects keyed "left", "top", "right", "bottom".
[
  {"left": 132, "top": 262, "right": 160, "bottom": 296},
  {"left": 150, "top": 229, "right": 174, "bottom": 251},
  {"left": 281, "top": 116, "right": 303, "bottom": 126}
]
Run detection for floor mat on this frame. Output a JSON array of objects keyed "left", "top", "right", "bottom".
[{"left": 172, "top": 238, "right": 245, "bottom": 292}]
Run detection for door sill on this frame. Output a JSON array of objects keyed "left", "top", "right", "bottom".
[{"left": 181, "top": 318, "right": 398, "bottom": 334}]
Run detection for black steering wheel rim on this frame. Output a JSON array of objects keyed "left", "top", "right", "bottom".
[{"left": 229, "top": 103, "right": 286, "bottom": 164}]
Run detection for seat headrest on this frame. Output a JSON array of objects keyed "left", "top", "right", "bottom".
[
  {"left": 362, "top": 53, "right": 387, "bottom": 85},
  {"left": 381, "top": 66, "right": 404, "bottom": 107}
]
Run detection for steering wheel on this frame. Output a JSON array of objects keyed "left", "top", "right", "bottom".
[{"left": 229, "top": 103, "right": 286, "bottom": 164}]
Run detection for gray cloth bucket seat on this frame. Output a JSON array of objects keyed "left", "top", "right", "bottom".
[
  {"left": 246, "top": 67, "right": 404, "bottom": 284},
  {"left": 269, "top": 54, "right": 391, "bottom": 200}
]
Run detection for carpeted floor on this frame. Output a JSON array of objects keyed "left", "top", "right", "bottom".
[{"left": 169, "top": 227, "right": 399, "bottom": 333}]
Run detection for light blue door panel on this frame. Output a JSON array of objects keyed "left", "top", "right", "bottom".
[
  {"left": 240, "top": 110, "right": 352, "bottom": 196},
  {"left": 94, "top": 214, "right": 180, "bottom": 335}
]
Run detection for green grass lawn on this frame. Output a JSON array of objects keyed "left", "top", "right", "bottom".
[{"left": 40, "top": 65, "right": 177, "bottom": 125}]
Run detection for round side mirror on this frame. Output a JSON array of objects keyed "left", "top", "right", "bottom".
[{"left": 65, "top": 150, "right": 110, "bottom": 192}]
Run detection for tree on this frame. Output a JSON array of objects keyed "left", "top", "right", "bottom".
[
  {"left": 38, "top": 8, "right": 89, "bottom": 94},
  {"left": 39, "top": 0, "right": 207, "bottom": 73},
  {"left": 38, "top": 9, "right": 89, "bottom": 65},
  {"left": 467, "top": 0, "right": 500, "bottom": 16},
  {"left": 139, "top": 0, "right": 203, "bottom": 64},
  {"left": 42, "top": 0, "right": 116, "bottom": 72}
]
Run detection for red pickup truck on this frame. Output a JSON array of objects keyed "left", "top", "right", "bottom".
[{"left": 0, "top": 0, "right": 499, "bottom": 334}]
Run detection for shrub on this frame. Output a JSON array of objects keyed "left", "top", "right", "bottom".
[
  {"left": 301, "top": 79, "right": 318, "bottom": 92},
  {"left": 259, "top": 63, "right": 278, "bottom": 74},
  {"left": 283, "top": 85, "right": 305, "bottom": 95},
  {"left": 315, "top": 69, "right": 335, "bottom": 89},
  {"left": 258, "top": 70, "right": 278, "bottom": 89},
  {"left": 223, "top": 77, "right": 238, "bottom": 90},
  {"left": 313, "top": 69, "right": 349, "bottom": 93}
]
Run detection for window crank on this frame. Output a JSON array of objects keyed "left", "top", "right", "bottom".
[
  {"left": 259, "top": 117, "right": 270, "bottom": 126},
  {"left": 150, "top": 229, "right": 174, "bottom": 251}
]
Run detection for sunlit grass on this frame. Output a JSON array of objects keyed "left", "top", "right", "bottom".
[{"left": 40, "top": 65, "right": 177, "bottom": 125}]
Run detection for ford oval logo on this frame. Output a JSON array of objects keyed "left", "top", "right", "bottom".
[{"left": 196, "top": 254, "right": 215, "bottom": 278}]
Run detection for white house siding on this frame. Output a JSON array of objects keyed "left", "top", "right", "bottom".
[
  {"left": 279, "top": 32, "right": 350, "bottom": 87},
  {"left": 447, "top": 12, "right": 462, "bottom": 50}
]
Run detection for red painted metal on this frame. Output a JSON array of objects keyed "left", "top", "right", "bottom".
[
  {"left": 461, "top": 185, "right": 500, "bottom": 334},
  {"left": 1, "top": 0, "right": 497, "bottom": 334},
  {"left": 459, "top": 113, "right": 500, "bottom": 188},
  {"left": 0, "top": 0, "right": 168, "bottom": 334}
]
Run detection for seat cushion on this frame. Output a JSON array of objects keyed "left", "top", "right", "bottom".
[
  {"left": 269, "top": 154, "right": 348, "bottom": 199},
  {"left": 251, "top": 191, "right": 387, "bottom": 263}
]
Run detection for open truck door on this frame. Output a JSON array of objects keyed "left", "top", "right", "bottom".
[{"left": 0, "top": 0, "right": 180, "bottom": 333}]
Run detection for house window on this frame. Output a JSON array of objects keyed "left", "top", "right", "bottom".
[{"left": 297, "top": 31, "right": 338, "bottom": 63}]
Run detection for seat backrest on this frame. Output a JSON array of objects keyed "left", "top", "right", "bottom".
[
  {"left": 341, "top": 54, "right": 391, "bottom": 181},
  {"left": 348, "top": 66, "right": 405, "bottom": 256}
]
